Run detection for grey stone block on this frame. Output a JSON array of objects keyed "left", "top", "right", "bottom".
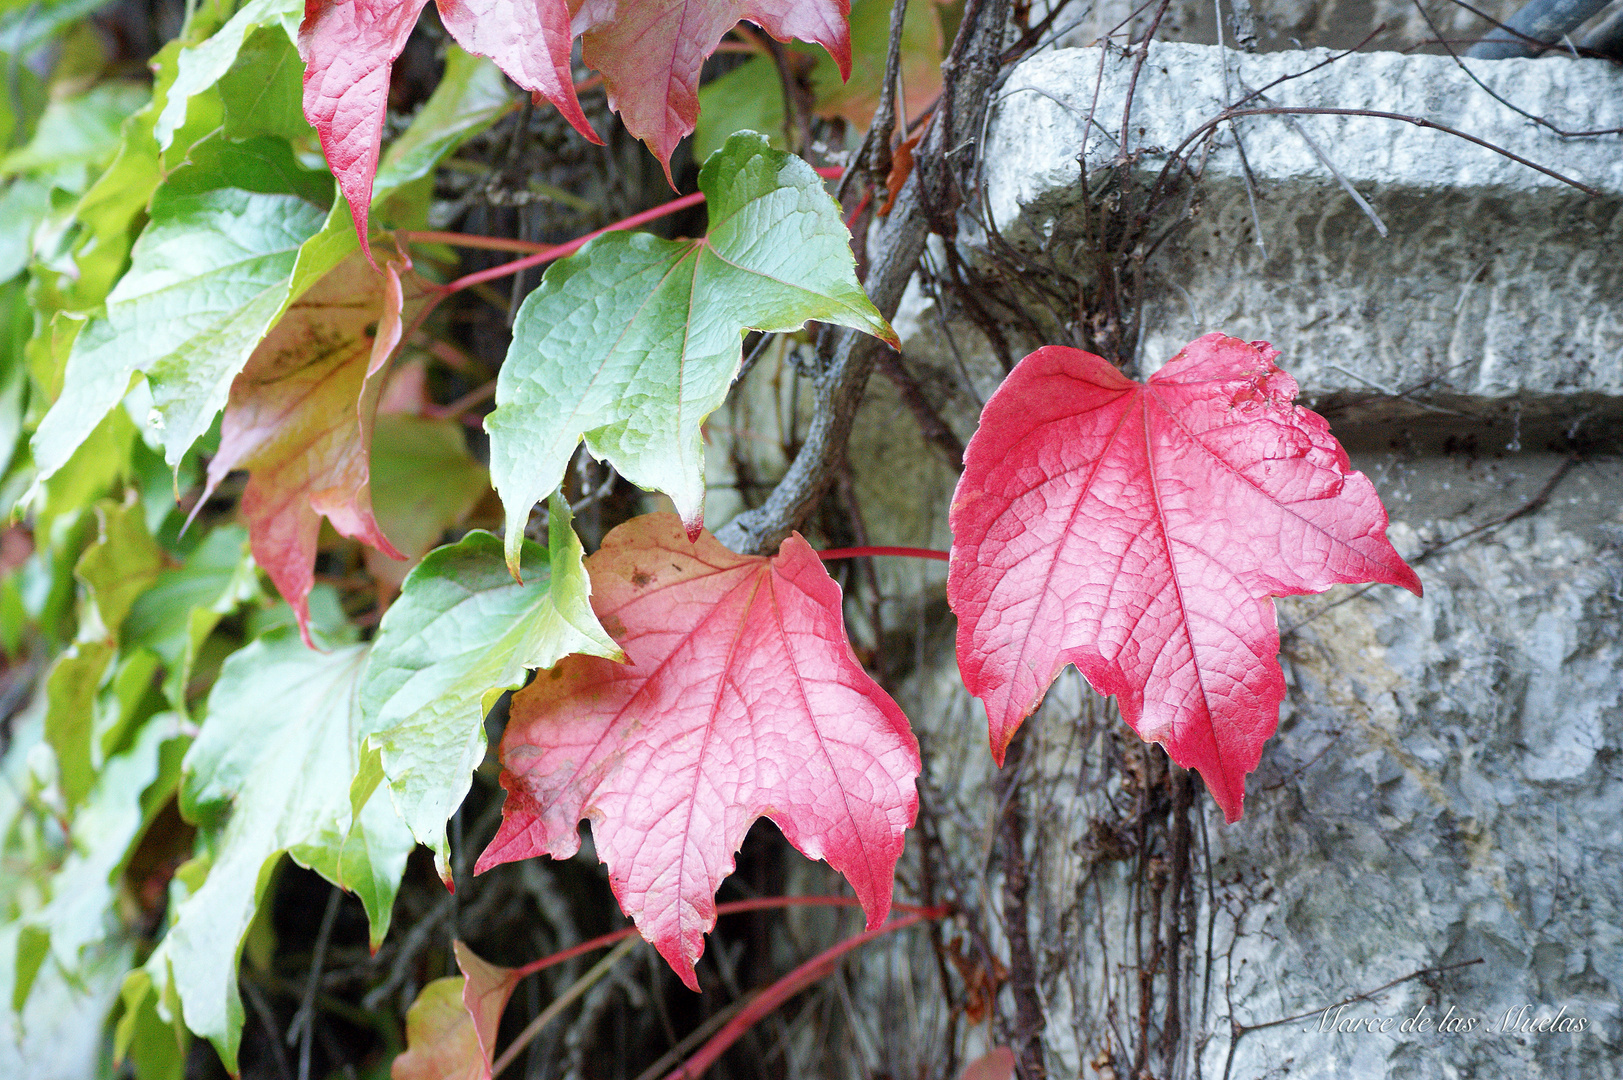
[
  {"left": 703, "top": 40, "right": 1623, "bottom": 1080},
  {"left": 982, "top": 44, "right": 1623, "bottom": 426},
  {"left": 857, "top": 452, "right": 1623, "bottom": 1080}
]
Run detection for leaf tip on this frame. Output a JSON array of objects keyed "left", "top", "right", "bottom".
[
  {"left": 435, "top": 847, "right": 455, "bottom": 893},
  {"left": 1396, "top": 562, "right": 1424, "bottom": 598},
  {"left": 293, "top": 602, "right": 319, "bottom": 652},
  {"left": 538, "top": 90, "right": 603, "bottom": 146},
  {"left": 503, "top": 528, "right": 525, "bottom": 584}
]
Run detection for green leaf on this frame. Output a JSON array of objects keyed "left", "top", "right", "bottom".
[
  {"left": 218, "top": 24, "right": 314, "bottom": 143},
  {"left": 0, "top": 82, "right": 149, "bottom": 189},
  {"left": 161, "top": 132, "right": 333, "bottom": 205},
  {"left": 0, "top": 0, "right": 117, "bottom": 56},
  {"left": 146, "top": 631, "right": 413, "bottom": 1072},
  {"left": 0, "top": 927, "right": 133, "bottom": 1080},
  {"left": 358, "top": 497, "right": 619, "bottom": 876},
  {"left": 0, "top": 281, "right": 30, "bottom": 475},
  {"left": 42, "top": 498, "right": 161, "bottom": 807},
  {"left": 693, "top": 59, "right": 785, "bottom": 162},
  {"left": 21, "top": 715, "right": 180, "bottom": 1004},
  {"left": 35, "top": 403, "right": 136, "bottom": 538},
  {"left": 154, "top": 0, "right": 304, "bottom": 150},
  {"left": 41, "top": 32, "right": 225, "bottom": 320},
  {"left": 43, "top": 640, "right": 113, "bottom": 809},
  {"left": 290, "top": 771, "right": 412, "bottom": 950},
  {"left": 0, "top": 177, "right": 51, "bottom": 281},
  {"left": 76, "top": 497, "right": 165, "bottom": 641},
  {"left": 486, "top": 132, "right": 896, "bottom": 573},
  {"left": 31, "top": 156, "right": 327, "bottom": 482},
  {"left": 114, "top": 970, "right": 188, "bottom": 1080},
  {"left": 0, "top": 52, "right": 43, "bottom": 151},
  {"left": 372, "top": 45, "right": 514, "bottom": 210},
  {"left": 123, "top": 524, "right": 259, "bottom": 712},
  {"left": 366, "top": 414, "right": 491, "bottom": 589}
]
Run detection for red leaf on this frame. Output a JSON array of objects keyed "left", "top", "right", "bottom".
[
  {"left": 201, "top": 245, "right": 432, "bottom": 645},
  {"left": 390, "top": 943, "right": 517, "bottom": 1080},
  {"left": 391, "top": 976, "right": 482, "bottom": 1080},
  {"left": 475, "top": 514, "right": 919, "bottom": 988},
  {"left": 958, "top": 1048, "right": 1016, "bottom": 1080},
  {"left": 948, "top": 334, "right": 1421, "bottom": 822},
  {"left": 575, "top": 0, "right": 852, "bottom": 177},
  {"left": 299, "top": 0, "right": 596, "bottom": 262},
  {"left": 456, "top": 942, "right": 519, "bottom": 1079}
]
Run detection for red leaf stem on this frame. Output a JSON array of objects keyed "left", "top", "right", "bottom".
[
  {"left": 511, "top": 895, "right": 940, "bottom": 980},
  {"left": 398, "top": 231, "right": 554, "bottom": 254},
  {"left": 843, "top": 187, "right": 873, "bottom": 231},
  {"left": 439, "top": 191, "right": 706, "bottom": 294},
  {"left": 817, "top": 546, "right": 950, "bottom": 562},
  {"left": 428, "top": 165, "right": 846, "bottom": 297},
  {"left": 663, "top": 909, "right": 944, "bottom": 1080}
]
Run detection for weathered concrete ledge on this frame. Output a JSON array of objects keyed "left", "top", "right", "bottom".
[{"left": 983, "top": 43, "right": 1623, "bottom": 426}]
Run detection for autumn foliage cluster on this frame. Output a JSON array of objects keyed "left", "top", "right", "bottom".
[{"left": 0, "top": 0, "right": 1418, "bottom": 1077}]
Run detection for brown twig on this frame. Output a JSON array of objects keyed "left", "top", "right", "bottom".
[
  {"left": 997, "top": 725, "right": 1046, "bottom": 1078},
  {"left": 874, "top": 352, "right": 967, "bottom": 470},
  {"left": 715, "top": 0, "right": 1014, "bottom": 556},
  {"left": 1413, "top": 0, "right": 1623, "bottom": 137}
]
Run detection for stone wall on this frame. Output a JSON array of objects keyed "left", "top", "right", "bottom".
[{"left": 708, "top": 37, "right": 1623, "bottom": 1080}]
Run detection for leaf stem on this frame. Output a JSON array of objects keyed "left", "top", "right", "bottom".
[
  {"left": 492, "top": 935, "right": 638, "bottom": 1077},
  {"left": 662, "top": 908, "right": 945, "bottom": 1080},
  {"left": 398, "top": 231, "right": 554, "bottom": 253},
  {"left": 485, "top": 896, "right": 942, "bottom": 1075},
  {"left": 817, "top": 545, "right": 950, "bottom": 562},
  {"left": 510, "top": 895, "right": 938, "bottom": 980},
  {"left": 433, "top": 166, "right": 847, "bottom": 296},
  {"left": 421, "top": 380, "right": 496, "bottom": 421}
]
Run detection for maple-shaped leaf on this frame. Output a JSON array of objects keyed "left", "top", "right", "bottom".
[
  {"left": 199, "top": 241, "right": 430, "bottom": 644},
  {"left": 487, "top": 132, "right": 895, "bottom": 576},
  {"left": 30, "top": 137, "right": 331, "bottom": 485},
  {"left": 575, "top": 0, "right": 850, "bottom": 174},
  {"left": 145, "top": 630, "right": 414, "bottom": 1074},
  {"left": 358, "top": 506, "right": 620, "bottom": 879},
  {"left": 475, "top": 513, "right": 919, "bottom": 988},
  {"left": 297, "top": 0, "right": 592, "bottom": 261},
  {"left": 391, "top": 943, "right": 517, "bottom": 1080},
  {"left": 948, "top": 334, "right": 1422, "bottom": 822}
]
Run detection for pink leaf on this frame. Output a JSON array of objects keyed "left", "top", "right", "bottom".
[
  {"left": 575, "top": 0, "right": 852, "bottom": 177},
  {"left": 390, "top": 943, "right": 518, "bottom": 1080},
  {"left": 299, "top": 0, "right": 596, "bottom": 262},
  {"left": 202, "top": 244, "right": 432, "bottom": 645},
  {"left": 948, "top": 333, "right": 1421, "bottom": 822},
  {"left": 298, "top": 0, "right": 430, "bottom": 264},
  {"left": 958, "top": 1048, "right": 1016, "bottom": 1080},
  {"left": 392, "top": 976, "right": 483, "bottom": 1080},
  {"left": 435, "top": 0, "right": 596, "bottom": 144},
  {"left": 475, "top": 514, "right": 919, "bottom": 988},
  {"left": 456, "top": 943, "right": 520, "bottom": 1079}
]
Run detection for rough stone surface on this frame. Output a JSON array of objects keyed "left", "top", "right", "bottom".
[
  {"left": 701, "top": 37, "right": 1623, "bottom": 1080},
  {"left": 984, "top": 43, "right": 1623, "bottom": 427},
  {"left": 1031, "top": 0, "right": 1537, "bottom": 56},
  {"left": 828, "top": 431, "right": 1623, "bottom": 1078}
]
